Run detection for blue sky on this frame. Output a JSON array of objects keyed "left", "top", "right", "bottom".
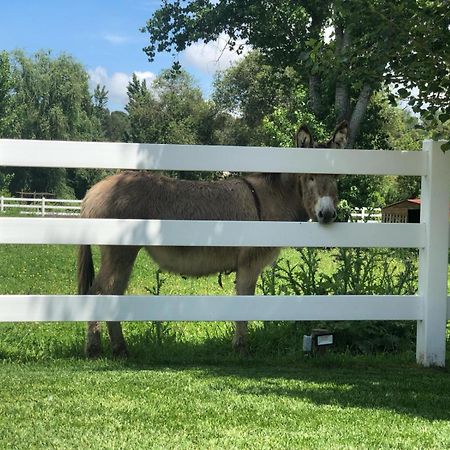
[{"left": 0, "top": 0, "right": 247, "bottom": 110}]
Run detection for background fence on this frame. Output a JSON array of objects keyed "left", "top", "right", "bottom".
[
  {"left": 0, "top": 196, "right": 380, "bottom": 222},
  {"left": 0, "top": 196, "right": 81, "bottom": 216},
  {"left": 0, "top": 138, "right": 449, "bottom": 366}
]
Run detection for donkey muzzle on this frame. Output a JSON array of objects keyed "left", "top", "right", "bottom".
[{"left": 316, "top": 196, "right": 337, "bottom": 224}]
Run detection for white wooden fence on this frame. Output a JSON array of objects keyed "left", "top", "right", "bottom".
[
  {"left": 0, "top": 196, "right": 81, "bottom": 216},
  {"left": 0, "top": 139, "right": 449, "bottom": 366},
  {"left": 351, "top": 207, "right": 382, "bottom": 223}
]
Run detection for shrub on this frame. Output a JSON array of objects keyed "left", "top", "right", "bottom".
[{"left": 259, "top": 248, "right": 419, "bottom": 354}]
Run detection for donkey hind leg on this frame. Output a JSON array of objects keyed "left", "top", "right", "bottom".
[{"left": 85, "top": 246, "right": 140, "bottom": 358}]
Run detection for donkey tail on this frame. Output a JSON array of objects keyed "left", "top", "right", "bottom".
[{"left": 78, "top": 245, "right": 95, "bottom": 295}]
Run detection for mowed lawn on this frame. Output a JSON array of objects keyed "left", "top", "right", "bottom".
[{"left": 0, "top": 244, "right": 449, "bottom": 449}]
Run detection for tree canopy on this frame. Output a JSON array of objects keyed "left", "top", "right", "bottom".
[
  {"left": 126, "top": 68, "right": 210, "bottom": 145},
  {"left": 0, "top": 47, "right": 440, "bottom": 201},
  {"left": 142, "top": 0, "right": 450, "bottom": 149},
  {"left": 0, "top": 51, "right": 108, "bottom": 197}
]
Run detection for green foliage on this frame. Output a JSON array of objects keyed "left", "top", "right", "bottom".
[
  {"left": 0, "top": 51, "right": 19, "bottom": 138},
  {"left": 126, "top": 69, "right": 209, "bottom": 146},
  {"left": 8, "top": 50, "right": 101, "bottom": 141},
  {"left": 104, "top": 111, "right": 131, "bottom": 142},
  {"left": 260, "top": 248, "right": 419, "bottom": 353},
  {"left": 125, "top": 68, "right": 220, "bottom": 180},
  {"left": 143, "top": 0, "right": 450, "bottom": 148},
  {"left": 0, "top": 51, "right": 107, "bottom": 197},
  {"left": 0, "top": 173, "right": 13, "bottom": 196},
  {"left": 66, "top": 168, "right": 115, "bottom": 200},
  {"left": 262, "top": 86, "right": 328, "bottom": 147},
  {"left": 214, "top": 53, "right": 303, "bottom": 121}
]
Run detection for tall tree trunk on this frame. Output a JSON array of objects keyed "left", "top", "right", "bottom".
[
  {"left": 334, "top": 25, "right": 350, "bottom": 123},
  {"left": 335, "top": 82, "right": 350, "bottom": 122},
  {"left": 307, "top": 9, "right": 324, "bottom": 117},
  {"left": 348, "top": 83, "right": 372, "bottom": 148},
  {"left": 309, "top": 74, "right": 321, "bottom": 116}
]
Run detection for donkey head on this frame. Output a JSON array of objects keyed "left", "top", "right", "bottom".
[{"left": 295, "top": 121, "right": 348, "bottom": 224}]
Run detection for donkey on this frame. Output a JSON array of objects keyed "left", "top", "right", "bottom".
[{"left": 78, "top": 121, "right": 348, "bottom": 358}]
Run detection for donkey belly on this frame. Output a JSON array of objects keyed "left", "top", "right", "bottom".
[{"left": 146, "top": 246, "right": 239, "bottom": 276}]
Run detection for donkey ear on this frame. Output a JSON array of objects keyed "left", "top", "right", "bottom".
[
  {"left": 295, "top": 125, "right": 314, "bottom": 148},
  {"left": 331, "top": 121, "right": 349, "bottom": 148}
]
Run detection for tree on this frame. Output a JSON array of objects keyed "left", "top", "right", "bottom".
[
  {"left": 0, "top": 51, "right": 19, "bottom": 138},
  {"left": 126, "top": 68, "right": 210, "bottom": 145},
  {"left": 0, "top": 51, "right": 105, "bottom": 197},
  {"left": 212, "top": 51, "right": 310, "bottom": 145},
  {"left": 92, "top": 84, "right": 110, "bottom": 135},
  {"left": 125, "top": 73, "right": 161, "bottom": 143},
  {"left": 104, "top": 111, "right": 131, "bottom": 142},
  {"left": 125, "top": 69, "right": 215, "bottom": 179},
  {"left": 142, "top": 0, "right": 450, "bottom": 149},
  {"left": 9, "top": 50, "right": 102, "bottom": 141},
  {"left": 213, "top": 52, "right": 301, "bottom": 125}
]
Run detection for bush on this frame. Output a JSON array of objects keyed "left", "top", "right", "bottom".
[{"left": 259, "top": 248, "right": 419, "bottom": 354}]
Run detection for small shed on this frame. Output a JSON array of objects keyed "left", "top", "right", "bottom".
[{"left": 382, "top": 199, "right": 421, "bottom": 223}]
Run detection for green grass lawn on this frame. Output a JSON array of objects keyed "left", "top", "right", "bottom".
[
  {"left": 1, "top": 359, "right": 449, "bottom": 449},
  {"left": 0, "top": 244, "right": 449, "bottom": 449}
]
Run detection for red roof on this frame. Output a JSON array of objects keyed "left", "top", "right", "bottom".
[
  {"left": 383, "top": 198, "right": 450, "bottom": 212},
  {"left": 384, "top": 198, "right": 421, "bottom": 208}
]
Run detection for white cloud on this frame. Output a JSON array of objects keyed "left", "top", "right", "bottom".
[
  {"left": 88, "top": 67, "right": 156, "bottom": 109},
  {"left": 182, "top": 33, "right": 250, "bottom": 74},
  {"left": 102, "top": 33, "right": 131, "bottom": 45},
  {"left": 134, "top": 71, "right": 156, "bottom": 84}
]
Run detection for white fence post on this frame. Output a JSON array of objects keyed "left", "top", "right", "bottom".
[
  {"left": 0, "top": 196, "right": 4, "bottom": 213},
  {"left": 416, "top": 140, "right": 450, "bottom": 367},
  {"left": 361, "top": 207, "right": 367, "bottom": 222},
  {"left": 41, "top": 197, "right": 45, "bottom": 217}
]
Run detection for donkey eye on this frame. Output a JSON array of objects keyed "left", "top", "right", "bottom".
[{"left": 308, "top": 176, "right": 315, "bottom": 182}]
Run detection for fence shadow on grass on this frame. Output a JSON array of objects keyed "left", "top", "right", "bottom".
[{"left": 198, "top": 362, "right": 450, "bottom": 422}]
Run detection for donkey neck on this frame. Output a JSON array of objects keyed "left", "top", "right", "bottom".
[
  {"left": 247, "top": 173, "right": 308, "bottom": 222},
  {"left": 241, "top": 177, "right": 262, "bottom": 220}
]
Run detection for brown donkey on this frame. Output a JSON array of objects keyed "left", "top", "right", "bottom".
[{"left": 78, "top": 122, "right": 348, "bottom": 357}]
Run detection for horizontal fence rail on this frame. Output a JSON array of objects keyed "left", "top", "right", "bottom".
[
  {"left": 0, "top": 218, "right": 427, "bottom": 248},
  {"left": 0, "top": 139, "right": 427, "bottom": 175},
  {"left": 0, "top": 295, "right": 428, "bottom": 322}
]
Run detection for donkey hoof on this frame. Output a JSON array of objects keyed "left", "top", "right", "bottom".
[
  {"left": 232, "top": 338, "right": 249, "bottom": 357},
  {"left": 112, "top": 346, "right": 129, "bottom": 359},
  {"left": 85, "top": 344, "right": 102, "bottom": 359}
]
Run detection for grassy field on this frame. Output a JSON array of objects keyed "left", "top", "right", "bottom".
[
  {"left": 1, "top": 359, "right": 450, "bottom": 449},
  {"left": 0, "top": 244, "right": 449, "bottom": 449}
]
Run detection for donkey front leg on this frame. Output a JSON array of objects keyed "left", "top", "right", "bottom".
[
  {"left": 86, "top": 321, "right": 102, "bottom": 359},
  {"left": 86, "top": 321, "right": 127, "bottom": 359},
  {"left": 233, "top": 248, "right": 280, "bottom": 355},
  {"left": 233, "top": 265, "right": 260, "bottom": 355}
]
